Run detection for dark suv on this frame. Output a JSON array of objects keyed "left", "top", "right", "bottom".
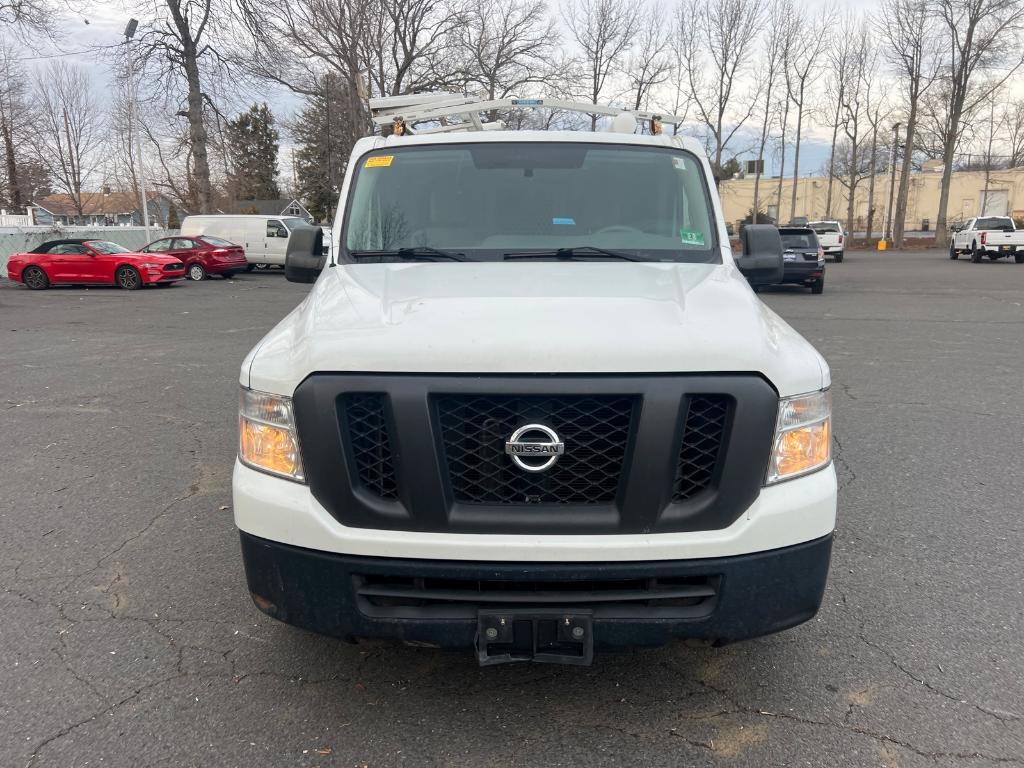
[{"left": 777, "top": 227, "right": 826, "bottom": 294}]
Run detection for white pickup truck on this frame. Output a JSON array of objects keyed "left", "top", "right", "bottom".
[
  {"left": 809, "top": 221, "right": 845, "bottom": 262},
  {"left": 233, "top": 96, "right": 836, "bottom": 665},
  {"left": 950, "top": 216, "right": 1024, "bottom": 263}
]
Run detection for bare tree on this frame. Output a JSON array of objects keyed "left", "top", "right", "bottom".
[
  {"left": 625, "top": 4, "right": 672, "bottom": 112},
  {"left": 104, "top": 86, "right": 143, "bottom": 217},
  {"left": 751, "top": 0, "right": 789, "bottom": 222},
  {"left": 680, "top": 0, "right": 762, "bottom": 175},
  {"left": 662, "top": 4, "right": 694, "bottom": 133},
  {"left": 123, "top": 0, "right": 240, "bottom": 214},
  {"left": 562, "top": 0, "right": 641, "bottom": 129},
  {"left": 834, "top": 23, "right": 877, "bottom": 234},
  {"left": 822, "top": 12, "right": 860, "bottom": 220},
  {"left": 863, "top": 80, "right": 893, "bottom": 241},
  {"left": 32, "top": 62, "right": 105, "bottom": 220},
  {"left": 933, "top": 0, "right": 1024, "bottom": 244},
  {"left": 364, "top": 0, "right": 466, "bottom": 96},
  {"left": 1004, "top": 99, "right": 1024, "bottom": 167},
  {"left": 785, "top": 7, "right": 828, "bottom": 220},
  {"left": 460, "top": 0, "right": 557, "bottom": 99},
  {"left": 0, "top": 39, "right": 32, "bottom": 210},
  {"left": 0, "top": 0, "right": 56, "bottom": 35},
  {"left": 877, "top": 0, "right": 940, "bottom": 246}
]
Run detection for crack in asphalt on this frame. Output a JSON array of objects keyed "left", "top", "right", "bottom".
[
  {"left": 832, "top": 431, "right": 857, "bottom": 493},
  {"left": 657, "top": 661, "right": 1024, "bottom": 765},
  {"left": 857, "top": 628, "right": 1022, "bottom": 727}
]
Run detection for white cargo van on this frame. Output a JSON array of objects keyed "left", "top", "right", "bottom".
[
  {"left": 234, "top": 96, "right": 835, "bottom": 665},
  {"left": 180, "top": 215, "right": 309, "bottom": 268}
]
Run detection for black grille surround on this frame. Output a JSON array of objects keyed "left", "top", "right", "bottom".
[
  {"left": 292, "top": 374, "right": 779, "bottom": 536},
  {"left": 436, "top": 394, "right": 635, "bottom": 505}
]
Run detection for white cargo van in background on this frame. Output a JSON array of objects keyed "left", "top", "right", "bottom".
[{"left": 180, "top": 215, "right": 310, "bottom": 268}]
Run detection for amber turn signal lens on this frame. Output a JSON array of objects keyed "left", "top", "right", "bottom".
[
  {"left": 239, "top": 417, "right": 303, "bottom": 480},
  {"left": 771, "top": 420, "right": 830, "bottom": 480},
  {"left": 766, "top": 390, "right": 832, "bottom": 484}
]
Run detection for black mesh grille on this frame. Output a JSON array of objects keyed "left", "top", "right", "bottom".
[
  {"left": 342, "top": 393, "right": 398, "bottom": 500},
  {"left": 673, "top": 395, "right": 730, "bottom": 502},
  {"left": 436, "top": 395, "right": 635, "bottom": 505}
]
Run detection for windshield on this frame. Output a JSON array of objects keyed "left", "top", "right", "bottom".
[
  {"left": 281, "top": 217, "right": 307, "bottom": 231},
  {"left": 87, "top": 241, "right": 132, "bottom": 254},
  {"left": 810, "top": 222, "right": 839, "bottom": 233},
  {"left": 342, "top": 142, "right": 718, "bottom": 263},
  {"left": 779, "top": 230, "right": 819, "bottom": 249},
  {"left": 976, "top": 217, "right": 1013, "bottom": 231}
]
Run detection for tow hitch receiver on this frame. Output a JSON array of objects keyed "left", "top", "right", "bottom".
[{"left": 476, "top": 609, "right": 593, "bottom": 666}]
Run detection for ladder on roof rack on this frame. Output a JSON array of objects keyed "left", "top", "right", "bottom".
[{"left": 367, "top": 94, "right": 688, "bottom": 136}]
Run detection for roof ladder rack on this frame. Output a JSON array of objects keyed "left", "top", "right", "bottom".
[{"left": 367, "top": 94, "right": 688, "bottom": 136}]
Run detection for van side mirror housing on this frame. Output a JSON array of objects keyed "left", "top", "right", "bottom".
[
  {"left": 736, "top": 224, "right": 784, "bottom": 287},
  {"left": 285, "top": 224, "right": 326, "bottom": 284}
]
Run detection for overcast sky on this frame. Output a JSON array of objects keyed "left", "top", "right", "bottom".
[{"left": 20, "top": 0, "right": 877, "bottom": 178}]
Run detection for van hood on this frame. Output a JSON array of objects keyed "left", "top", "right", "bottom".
[{"left": 245, "top": 262, "right": 828, "bottom": 396}]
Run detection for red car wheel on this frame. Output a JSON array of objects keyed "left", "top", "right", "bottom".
[
  {"left": 22, "top": 266, "right": 50, "bottom": 290},
  {"left": 116, "top": 266, "right": 142, "bottom": 290}
]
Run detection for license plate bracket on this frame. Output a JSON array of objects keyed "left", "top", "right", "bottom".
[{"left": 476, "top": 609, "right": 594, "bottom": 666}]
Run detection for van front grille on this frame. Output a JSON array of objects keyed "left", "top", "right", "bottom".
[
  {"left": 341, "top": 393, "right": 398, "bottom": 500},
  {"left": 435, "top": 394, "right": 635, "bottom": 505}
]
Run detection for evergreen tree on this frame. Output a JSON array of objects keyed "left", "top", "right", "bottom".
[
  {"left": 226, "top": 103, "right": 281, "bottom": 201},
  {"left": 292, "top": 76, "right": 363, "bottom": 222}
]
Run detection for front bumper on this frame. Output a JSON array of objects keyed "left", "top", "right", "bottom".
[
  {"left": 241, "top": 531, "right": 833, "bottom": 649},
  {"left": 144, "top": 270, "right": 186, "bottom": 284}
]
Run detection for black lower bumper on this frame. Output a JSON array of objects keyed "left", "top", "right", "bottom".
[
  {"left": 240, "top": 531, "right": 833, "bottom": 650},
  {"left": 782, "top": 263, "right": 825, "bottom": 285}
]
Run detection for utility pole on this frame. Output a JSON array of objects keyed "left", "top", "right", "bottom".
[
  {"left": 124, "top": 18, "right": 152, "bottom": 240},
  {"left": 885, "top": 122, "right": 901, "bottom": 243}
]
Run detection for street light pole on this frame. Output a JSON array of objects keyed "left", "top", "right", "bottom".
[
  {"left": 885, "top": 122, "right": 901, "bottom": 244},
  {"left": 124, "top": 19, "right": 152, "bottom": 241}
]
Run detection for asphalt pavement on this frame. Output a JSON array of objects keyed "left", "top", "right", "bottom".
[{"left": 2, "top": 252, "right": 1022, "bottom": 767}]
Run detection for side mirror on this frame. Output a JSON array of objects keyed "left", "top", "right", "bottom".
[
  {"left": 285, "top": 224, "right": 326, "bottom": 284},
  {"left": 736, "top": 224, "right": 784, "bottom": 287}
]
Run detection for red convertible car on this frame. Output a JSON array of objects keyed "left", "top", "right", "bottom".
[
  {"left": 6, "top": 239, "right": 186, "bottom": 290},
  {"left": 139, "top": 235, "right": 248, "bottom": 280}
]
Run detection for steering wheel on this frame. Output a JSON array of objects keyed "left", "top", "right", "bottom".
[{"left": 593, "top": 225, "right": 644, "bottom": 235}]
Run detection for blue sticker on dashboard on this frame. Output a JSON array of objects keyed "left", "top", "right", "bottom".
[{"left": 552, "top": 217, "right": 576, "bottom": 226}]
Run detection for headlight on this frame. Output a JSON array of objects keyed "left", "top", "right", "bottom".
[
  {"left": 766, "top": 389, "right": 831, "bottom": 484},
  {"left": 238, "top": 388, "right": 305, "bottom": 482},
  {"left": 140, "top": 262, "right": 161, "bottom": 268}
]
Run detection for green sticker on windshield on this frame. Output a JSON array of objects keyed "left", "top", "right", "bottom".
[{"left": 680, "top": 229, "right": 705, "bottom": 246}]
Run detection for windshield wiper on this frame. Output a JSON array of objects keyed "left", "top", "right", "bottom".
[
  {"left": 349, "top": 246, "right": 466, "bottom": 262},
  {"left": 503, "top": 246, "right": 646, "bottom": 262}
]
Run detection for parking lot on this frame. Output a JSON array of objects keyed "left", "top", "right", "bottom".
[{"left": 2, "top": 250, "right": 1023, "bottom": 767}]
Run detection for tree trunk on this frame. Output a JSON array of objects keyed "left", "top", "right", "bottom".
[
  {"left": 183, "top": 45, "right": 211, "bottom": 213},
  {"left": 752, "top": 81, "right": 774, "bottom": 225},
  {"left": 1, "top": 122, "right": 20, "bottom": 209},
  {"left": 934, "top": 130, "right": 957, "bottom": 246},
  {"left": 846, "top": 143, "right": 857, "bottom": 236},
  {"left": 789, "top": 93, "right": 804, "bottom": 221},
  {"left": 776, "top": 98, "right": 789, "bottom": 222},
  {"left": 865, "top": 122, "right": 879, "bottom": 241},
  {"left": 825, "top": 119, "right": 840, "bottom": 219},
  {"left": 892, "top": 104, "right": 917, "bottom": 248}
]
